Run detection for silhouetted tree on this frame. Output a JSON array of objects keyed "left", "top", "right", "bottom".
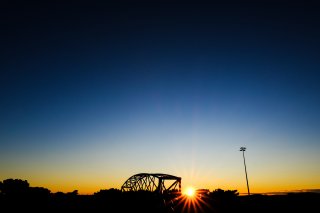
[
  {"left": 0, "top": 179, "right": 29, "bottom": 196},
  {"left": 29, "top": 187, "right": 51, "bottom": 200},
  {"left": 208, "top": 189, "right": 239, "bottom": 213}
]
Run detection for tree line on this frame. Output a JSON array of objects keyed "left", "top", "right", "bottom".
[{"left": 1, "top": 178, "right": 319, "bottom": 213}]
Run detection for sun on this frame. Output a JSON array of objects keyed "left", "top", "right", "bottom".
[
  {"left": 177, "top": 186, "right": 211, "bottom": 212},
  {"left": 184, "top": 186, "right": 196, "bottom": 197}
]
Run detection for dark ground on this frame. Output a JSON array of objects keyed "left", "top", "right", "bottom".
[
  {"left": 1, "top": 179, "right": 319, "bottom": 212},
  {"left": 1, "top": 189, "right": 319, "bottom": 212}
]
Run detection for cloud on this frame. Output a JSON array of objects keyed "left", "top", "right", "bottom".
[
  {"left": 292, "top": 189, "right": 320, "bottom": 193},
  {"left": 261, "top": 189, "right": 320, "bottom": 195}
]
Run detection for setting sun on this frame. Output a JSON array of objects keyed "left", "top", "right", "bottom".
[{"left": 185, "top": 186, "right": 196, "bottom": 197}]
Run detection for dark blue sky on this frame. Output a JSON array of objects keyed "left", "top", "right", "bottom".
[{"left": 1, "top": 0, "right": 320, "bottom": 193}]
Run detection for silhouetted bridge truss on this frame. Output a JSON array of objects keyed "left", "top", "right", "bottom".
[{"left": 121, "top": 173, "right": 181, "bottom": 194}]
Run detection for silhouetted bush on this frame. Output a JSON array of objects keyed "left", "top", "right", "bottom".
[
  {"left": 29, "top": 187, "right": 51, "bottom": 197},
  {"left": 94, "top": 188, "right": 121, "bottom": 197},
  {"left": 210, "top": 188, "right": 239, "bottom": 198}
]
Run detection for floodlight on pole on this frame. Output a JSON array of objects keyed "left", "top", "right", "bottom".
[{"left": 240, "top": 147, "right": 250, "bottom": 195}]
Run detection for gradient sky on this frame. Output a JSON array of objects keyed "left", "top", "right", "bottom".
[{"left": 1, "top": 1, "right": 320, "bottom": 194}]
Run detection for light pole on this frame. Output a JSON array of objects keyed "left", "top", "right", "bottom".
[{"left": 240, "top": 147, "right": 250, "bottom": 195}]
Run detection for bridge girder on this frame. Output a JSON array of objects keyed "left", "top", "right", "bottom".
[{"left": 121, "top": 173, "right": 181, "bottom": 194}]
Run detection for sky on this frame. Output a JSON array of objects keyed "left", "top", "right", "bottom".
[{"left": 1, "top": 0, "right": 320, "bottom": 194}]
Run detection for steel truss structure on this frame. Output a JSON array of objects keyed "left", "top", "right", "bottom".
[{"left": 121, "top": 173, "right": 181, "bottom": 194}]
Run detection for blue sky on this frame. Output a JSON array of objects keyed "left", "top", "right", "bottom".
[{"left": 1, "top": 1, "right": 320, "bottom": 194}]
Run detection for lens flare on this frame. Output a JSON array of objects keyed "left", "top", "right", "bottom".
[{"left": 175, "top": 187, "right": 212, "bottom": 212}]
